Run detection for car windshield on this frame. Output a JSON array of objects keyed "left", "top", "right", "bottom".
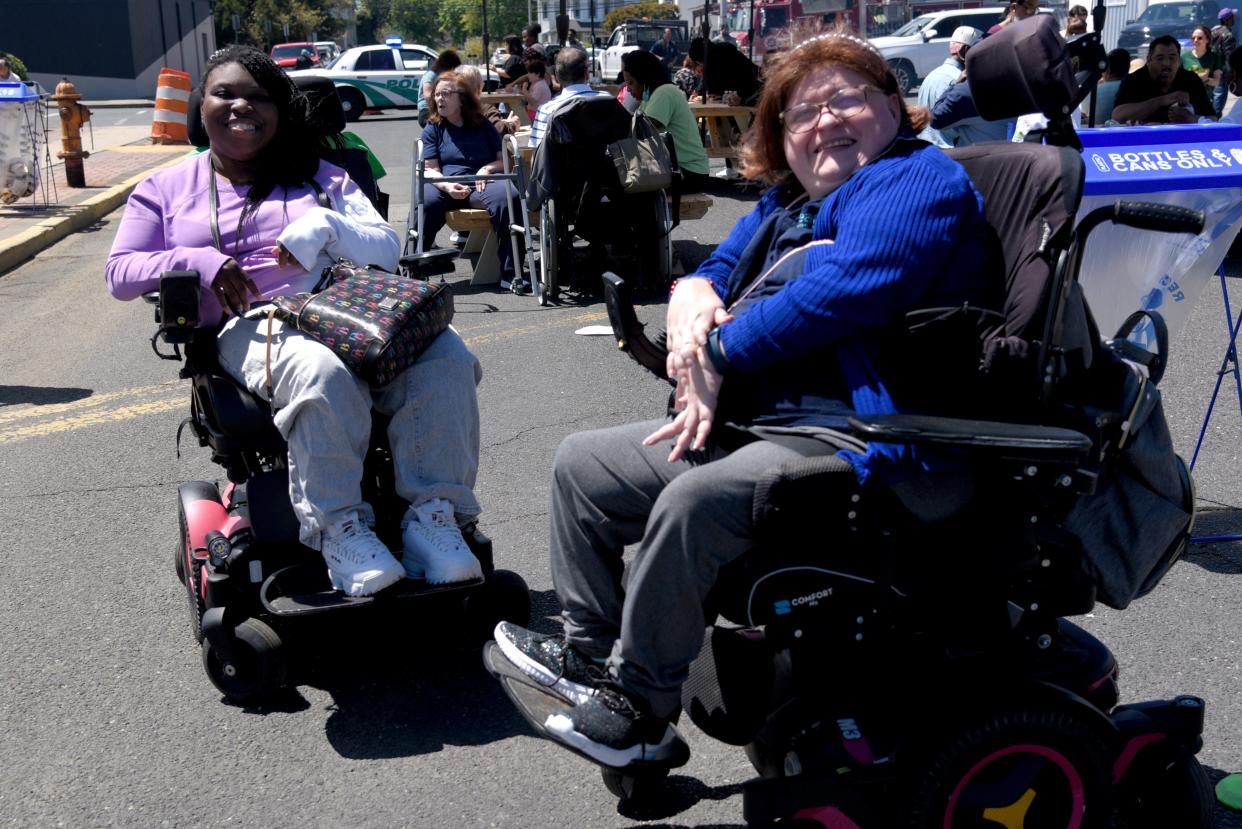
[
  {"left": 760, "top": 7, "right": 788, "bottom": 33},
  {"left": 1137, "top": 2, "right": 1196, "bottom": 21},
  {"left": 323, "top": 53, "right": 344, "bottom": 69},
  {"left": 272, "top": 45, "right": 308, "bottom": 59},
  {"left": 891, "top": 15, "right": 936, "bottom": 36}
]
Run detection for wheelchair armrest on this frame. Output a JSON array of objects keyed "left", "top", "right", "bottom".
[
  {"left": 847, "top": 414, "right": 1092, "bottom": 463},
  {"left": 601, "top": 272, "right": 671, "bottom": 381},
  {"left": 142, "top": 290, "right": 160, "bottom": 305}
]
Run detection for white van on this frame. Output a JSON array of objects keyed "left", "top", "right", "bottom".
[{"left": 872, "top": 7, "right": 1008, "bottom": 94}]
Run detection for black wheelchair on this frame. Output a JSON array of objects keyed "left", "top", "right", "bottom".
[
  {"left": 492, "top": 18, "right": 1214, "bottom": 827},
  {"left": 524, "top": 94, "right": 677, "bottom": 305},
  {"left": 151, "top": 81, "right": 530, "bottom": 705}
]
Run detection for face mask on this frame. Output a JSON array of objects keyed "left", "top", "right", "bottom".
[{"left": 622, "top": 93, "right": 642, "bottom": 113}]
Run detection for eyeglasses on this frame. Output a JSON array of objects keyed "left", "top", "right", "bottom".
[
  {"left": 779, "top": 85, "right": 881, "bottom": 133},
  {"left": 434, "top": 89, "right": 459, "bottom": 99}
]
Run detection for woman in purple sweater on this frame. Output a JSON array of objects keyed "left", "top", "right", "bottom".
[
  {"left": 494, "top": 31, "right": 993, "bottom": 770},
  {"left": 106, "top": 47, "right": 484, "bottom": 596}
]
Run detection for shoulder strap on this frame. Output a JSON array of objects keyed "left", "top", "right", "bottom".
[{"left": 207, "top": 167, "right": 333, "bottom": 253}]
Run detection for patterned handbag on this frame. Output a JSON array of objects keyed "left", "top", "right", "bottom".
[{"left": 267, "top": 261, "right": 454, "bottom": 388}]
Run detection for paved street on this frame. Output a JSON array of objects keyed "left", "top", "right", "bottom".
[{"left": 0, "top": 109, "right": 1240, "bottom": 827}]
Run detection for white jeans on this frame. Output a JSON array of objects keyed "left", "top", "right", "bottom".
[{"left": 216, "top": 317, "right": 483, "bottom": 549}]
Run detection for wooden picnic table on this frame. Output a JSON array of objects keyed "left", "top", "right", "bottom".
[
  {"left": 689, "top": 102, "right": 755, "bottom": 160},
  {"left": 480, "top": 92, "right": 530, "bottom": 126}
]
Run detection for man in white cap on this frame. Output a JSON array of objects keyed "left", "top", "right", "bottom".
[{"left": 917, "top": 26, "right": 981, "bottom": 148}]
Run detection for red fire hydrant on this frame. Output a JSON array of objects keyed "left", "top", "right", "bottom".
[{"left": 52, "top": 79, "right": 91, "bottom": 188}]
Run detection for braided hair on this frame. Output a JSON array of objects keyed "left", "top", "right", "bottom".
[{"left": 199, "top": 46, "right": 320, "bottom": 240}]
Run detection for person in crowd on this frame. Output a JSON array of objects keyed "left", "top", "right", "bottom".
[
  {"left": 917, "top": 26, "right": 980, "bottom": 147},
  {"left": 687, "top": 36, "right": 762, "bottom": 104},
  {"left": 523, "top": 24, "right": 546, "bottom": 56},
  {"left": 1182, "top": 26, "right": 1222, "bottom": 95},
  {"left": 528, "top": 47, "right": 612, "bottom": 148},
  {"left": 493, "top": 30, "right": 992, "bottom": 768},
  {"left": 673, "top": 55, "right": 702, "bottom": 99},
  {"left": 1081, "top": 47, "right": 1130, "bottom": 122},
  {"left": 0, "top": 58, "right": 12, "bottom": 82},
  {"left": 518, "top": 57, "right": 553, "bottom": 122},
  {"left": 106, "top": 47, "right": 484, "bottom": 596},
  {"left": 419, "top": 49, "right": 462, "bottom": 128},
  {"left": 420, "top": 71, "right": 522, "bottom": 291},
  {"left": 1062, "top": 4, "right": 1088, "bottom": 38},
  {"left": 621, "top": 50, "right": 711, "bottom": 193},
  {"left": 930, "top": 62, "right": 1011, "bottom": 145},
  {"left": 1212, "top": 9, "right": 1238, "bottom": 116},
  {"left": 1112, "top": 35, "right": 1214, "bottom": 123},
  {"left": 1220, "top": 44, "right": 1242, "bottom": 122},
  {"left": 456, "top": 64, "right": 521, "bottom": 135},
  {"left": 650, "top": 27, "right": 682, "bottom": 73},
  {"left": 497, "top": 35, "right": 527, "bottom": 83},
  {"left": 988, "top": 0, "right": 1040, "bottom": 34}
]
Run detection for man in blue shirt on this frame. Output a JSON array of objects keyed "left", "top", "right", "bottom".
[
  {"left": 528, "top": 47, "right": 612, "bottom": 148},
  {"left": 917, "top": 26, "right": 980, "bottom": 148}
]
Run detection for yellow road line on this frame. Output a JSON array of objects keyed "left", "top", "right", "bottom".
[
  {"left": 0, "top": 309, "right": 613, "bottom": 445},
  {"left": 0, "top": 383, "right": 183, "bottom": 425},
  {"left": 0, "top": 396, "right": 183, "bottom": 444}
]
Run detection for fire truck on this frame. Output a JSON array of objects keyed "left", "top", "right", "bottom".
[{"left": 728, "top": 0, "right": 861, "bottom": 62}]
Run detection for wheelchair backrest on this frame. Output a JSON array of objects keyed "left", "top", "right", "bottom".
[
  {"left": 527, "top": 95, "right": 632, "bottom": 211},
  {"left": 945, "top": 143, "right": 1095, "bottom": 410}
]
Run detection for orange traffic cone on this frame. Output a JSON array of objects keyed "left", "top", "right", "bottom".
[{"left": 151, "top": 68, "right": 192, "bottom": 145}]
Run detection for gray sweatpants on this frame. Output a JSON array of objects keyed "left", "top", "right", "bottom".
[{"left": 550, "top": 419, "right": 832, "bottom": 718}]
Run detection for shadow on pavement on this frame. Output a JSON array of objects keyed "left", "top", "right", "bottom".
[
  {"left": 1187, "top": 509, "right": 1242, "bottom": 575},
  {"left": 0, "top": 384, "right": 93, "bottom": 406},
  {"left": 617, "top": 776, "right": 746, "bottom": 823}
]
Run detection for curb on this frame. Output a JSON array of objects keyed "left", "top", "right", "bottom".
[{"left": 0, "top": 152, "right": 188, "bottom": 276}]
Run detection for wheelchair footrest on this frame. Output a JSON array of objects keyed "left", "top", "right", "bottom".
[{"left": 260, "top": 562, "right": 482, "bottom": 617}]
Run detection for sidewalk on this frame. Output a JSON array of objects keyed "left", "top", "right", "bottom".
[{"left": 0, "top": 130, "right": 191, "bottom": 275}]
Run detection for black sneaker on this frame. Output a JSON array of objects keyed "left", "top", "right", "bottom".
[
  {"left": 493, "top": 622, "right": 608, "bottom": 705},
  {"left": 544, "top": 686, "right": 690, "bottom": 770}
]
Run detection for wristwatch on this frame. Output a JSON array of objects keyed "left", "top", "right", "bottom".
[{"left": 706, "top": 326, "right": 730, "bottom": 373}]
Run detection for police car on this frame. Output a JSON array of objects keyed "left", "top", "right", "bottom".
[{"left": 289, "top": 37, "right": 439, "bottom": 121}]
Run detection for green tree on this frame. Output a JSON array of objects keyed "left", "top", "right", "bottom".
[
  {"left": 0, "top": 52, "right": 28, "bottom": 80},
  {"left": 214, "top": 0, "right": 351, "bottom": 50},
  {"left": 386, "top": 0, "right": 447, "bottom": 45},
  {"left": 603, "top": 1, "right": 679, "bottom": 32}
]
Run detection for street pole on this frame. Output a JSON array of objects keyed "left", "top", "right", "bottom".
[{"left": 482, "top": 0, "right": 491, "bottom": 87}]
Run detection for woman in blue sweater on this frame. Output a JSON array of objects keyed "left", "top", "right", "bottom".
[{"left": 495, "top": 31, "right": 994, "bottom": 768}]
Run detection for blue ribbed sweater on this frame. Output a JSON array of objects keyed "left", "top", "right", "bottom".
[{"left": 693, "top": 140, "right": 992, "bottom": 482}]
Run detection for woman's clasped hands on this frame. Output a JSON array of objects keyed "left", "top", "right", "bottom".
[{"left": 644, "top": 278, "right": 734, "bottom": 462}]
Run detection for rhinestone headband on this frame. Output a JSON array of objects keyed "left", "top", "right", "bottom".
[{"left": 790, "top": 31, "right": 882, "bottom": 58}]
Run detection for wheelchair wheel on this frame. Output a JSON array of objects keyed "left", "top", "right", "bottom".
[
  {"left": 537, "top": 201, "right": 558, "bottom": 306},
  {"left": 461, "top": 569, "right": 531, "bottom": 644},
  {"left": 906, "top": 699, "right": 1115, "bottom": 829},
  {"left": 201, "top": 618, "right": 287, "bottom": 705},
  {"left": 654, "top": 192, "right": 673, "bottom": 288},
  {"left": 1116, "top": 753, "right": 1213, "bottom": 829},
  {"left": 600, "top": 765, "right": 668, "bottom": 804},
  {"left": 177, "top": 498, "right": 205, "bottom": 644}
]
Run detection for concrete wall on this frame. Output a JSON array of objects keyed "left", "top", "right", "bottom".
[{"left": 7, "top": 0, "right": 216, "bottom": 100}]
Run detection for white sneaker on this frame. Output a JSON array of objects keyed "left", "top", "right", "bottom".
[
  {"left": 402, "top": 499, "right": 483, "bottom": 584},
  {"left": 320, "top": 512, "right": 405, "bottom": 597}
]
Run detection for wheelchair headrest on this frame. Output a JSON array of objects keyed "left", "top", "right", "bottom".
[
  {"left": 546, "top": 95, "right": 632, "bottom": 146},
  {"left": 183, "top": 76, "right": 346, "bottom": 150},
  {"left": 967, "top": 15, "right": 1076, "bottom": 122},
  {"left": 292, "top": 74, "right": 347, "bottom": 136}
]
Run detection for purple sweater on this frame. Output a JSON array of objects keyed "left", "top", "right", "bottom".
[{"left": 106, "top": 152, "right": 399, "bottom": 325}]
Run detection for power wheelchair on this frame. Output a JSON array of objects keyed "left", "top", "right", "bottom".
[
  {"left": 148, "top": 81, "right": 530, "bottom": 705},
  {"left": 524, "top": 95, "right": 678, "bottom": 305},
  {"left": 489, "top": 18, "right": 1213, "bottom": 827}
]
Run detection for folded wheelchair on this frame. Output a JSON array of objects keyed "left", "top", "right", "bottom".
[
  {"left": 494, "top": 18, "right": 1213, "bottom": 827},
  {"left": 523, "top": 95, "right": 677, "bottom": 305},
  {"left": 149, "top": 82, "right": 530, "bottom": 705}
]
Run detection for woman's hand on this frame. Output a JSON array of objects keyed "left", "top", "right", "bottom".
[
  {"left": 644, "top": 343, "right": 725, "bottom": 462},
  {"left": 666, "top": 278, "right": 729, "bottom": 372},
  {"left": 211, "top": 259, "right": 260, "bottom": 315},
  {"left": 439, "top": 182, "right": 472, "bottom": 199},
  {"left": 273, "top": 243, "right": 307, "bottom": 271},
  {"left": 475, "top": 166, "right": 495, "bottom": 192}
]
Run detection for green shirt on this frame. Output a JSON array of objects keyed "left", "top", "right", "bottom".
[
  {"left": 641, "top": 83, "right": 710, "bottom": 176},
  {"left": 1181, "top": 49, "right": 1222, "bottom": 77}
]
